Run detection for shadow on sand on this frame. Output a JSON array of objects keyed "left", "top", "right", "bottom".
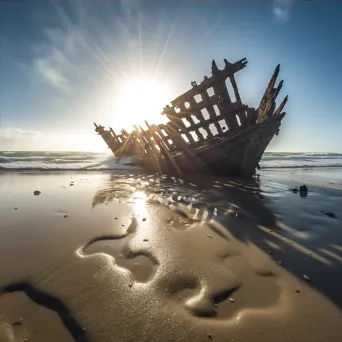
[{"left": 92, "top": 172, "right": 342, "bottom": 309}]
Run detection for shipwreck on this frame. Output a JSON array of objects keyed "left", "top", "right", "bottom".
[{"left": 94, "top": 57, "right": 288, "bottom": 176}]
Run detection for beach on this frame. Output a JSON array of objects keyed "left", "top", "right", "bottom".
[{"left": 0, "top": 167, "right": 342, "bottom": 342}]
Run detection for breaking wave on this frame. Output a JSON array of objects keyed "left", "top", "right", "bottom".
[
  {"left": 1, "top": 151, "right": 342, "bottom": 171},
  {"left": 0, "top": 152, "right": 140, "bottom": 171}
]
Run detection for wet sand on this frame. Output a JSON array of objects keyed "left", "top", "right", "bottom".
[{"left": 0, "top": 169, "right": 342, "bottom": 342}]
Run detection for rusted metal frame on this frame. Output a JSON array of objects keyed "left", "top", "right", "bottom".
[
  {"left": 178, "top": 105, "right": 248, "bottom": 132},
  {"left": 161, "top": 124, "right": 206, "bottom": 170},
  {"left": 169, "top": 58, "right": 247, "bottom": 107},
  {"left": 115, "top": 130, "right": 135, "bottom": 157},
  {"left": 273, "top": 95, "right": 288, "bottom": 116},
  {"left": 144, "top": 120, "right": 167, "bottom": 159},
  {"left": 134, "top": 125, "right": 154, "bottom": 156},
  {"left": 257, "top": 65, "right": 280, "bottom": 123},
  {"left": 164, "top": 113, "right": 196, "bottom": 144},
  {"left": 228, "top": 75, "right": 242, "bottom": 105},
  {"left": 139, "top": 123, "right": 164, "bottom": 173},
  {"left": 151, "top": 125, "right": 183, "bottom": 176},
  {"left": 131, "top": 128, "right": 149, "bottom": 156},
  {"left": 155, "top": 124, "right": 174, "bottom": 149}
]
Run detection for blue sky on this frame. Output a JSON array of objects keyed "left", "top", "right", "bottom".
[{"left": 0, "top": 0, "right": 341, "bottom": 152}]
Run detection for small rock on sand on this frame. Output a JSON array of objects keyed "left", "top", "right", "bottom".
[
  {"left": 207, "top": 334, "right": 213, "bottom": 340},
  {"left": 64, "top": 215, "right": 68, "bottom": 218},
  {"left": 143, "top": 239, "right": 148, "bottom": 242},
  {"left": 207, "top": 235, "right": 213, "bottom": 239},
  {"left": 300, "top": 185, "right": 308, "bottom": 193},
  {"left": 229, "top": 297, "right": 235, "bottom": 303},
  {"left": 303, "top": 275, "right": 310, "bottom": 281},
  {"left": 33, "top": 191, "right": 41, "bottom": 196},
  {"left": 142, "top": 218, "right": 146, "bottom": 221}
]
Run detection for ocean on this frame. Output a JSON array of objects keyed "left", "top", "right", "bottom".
[{"left": 1, "top": 151, "right": 342, "bottom": 173}]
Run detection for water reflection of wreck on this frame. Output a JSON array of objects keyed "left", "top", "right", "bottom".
[{"left": 95, "top": 57, "right": 288, "bottom": 176}]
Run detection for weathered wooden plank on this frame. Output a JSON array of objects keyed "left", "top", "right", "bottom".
[
  {"left": 274, "top": 95, "right": 288, "bottom": 116},
  {"left": 152, "top": 125, "right": 183, "bottom": 176},
  {"left": 168, "top": 57, "right": 248, "bottom": 106}
]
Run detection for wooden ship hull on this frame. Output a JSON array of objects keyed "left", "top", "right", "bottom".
[{"left": 94, "top": 57, "right": 288, "bottom": 176}]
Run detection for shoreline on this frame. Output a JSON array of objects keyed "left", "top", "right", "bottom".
[{"left": 0, "top": 169, "right": 341, "bottom": 341}]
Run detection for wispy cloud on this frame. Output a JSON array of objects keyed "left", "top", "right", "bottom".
[
  {"left": 32, "top": 18, "right": 87, "bottom": 91},
  {"left": 0, "top": 127, "right": 105, "bottom": 151},
  {"left": 0, "top": 127, "right": 42, "bottom": 150},
  {"left": 273, "top": 0, "right": 293, "bottom": 22},
  {"left": 0, "top": 127, "right": 41, "bottom": 140}
]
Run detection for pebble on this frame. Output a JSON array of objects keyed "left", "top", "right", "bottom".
[
  {"left": 207, "top": 235, "right": 213, "bottom": 239},
  {"left": 14, "top": 208, "right": 17, "bottom": 210},
  {"left": 142, "top": 218, "right": 146, "bottom": 221},
  {"left": 295, "top": 290, "right": 301, "bottom": 293},
  {"left": 33, "top": 190, "right": 41, "bottom": 196},
  {"left": 207, "top": 333, "right": 213, "bottom": 340},
  {"left": 300, "top": 185, "right": 308, "bottom": 193},
  {"left": 143, "top": 239, "right": 148, "bottom": 242},
  {"left": 64, "top": 215, "right": 68, "bottom": 218},
  {"left": 129, "top": 282, "right": 133, "bottom": 288},
  {"left": 229, "top": 297, "right": 235, "bottom": 303},
  {"left": 303, "top": 275, "right": 310, "bottom": 281}
]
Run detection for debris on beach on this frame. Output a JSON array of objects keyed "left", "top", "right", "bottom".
[
  {"left": 207, "top": 333, "right": 213, "bottom": 340},
  {"left": 143, "top": 239, "right": 148, "bottom": 242},
  {"left": 229, "top": 297, "right": 235, "bottom": 303},
  {"left": 299, "top": 185, "right": 308, "bottom": 197},
  {"left": 321, "top": 211, "right": 337, "bottom": 219},
  {"left": 142, "top": 217, "right": 146, "bottom": 221},
  {"left": 94, "top": 57, "right": 288, "bottom": 176},
  {"left": 33, "top": 190, "right": 41, "bottom": 196},
  {"left": 303, "top": 275, "right": 311, "bottom": 281},
  {"left": 207, "top": 235, "right": 213, "bottom": 239},
  {"left": 64, "top": 215, "right": 68, "bottom": 218},
  {"left": 300, "top": 185, "right": 308, "bottom": 192}
]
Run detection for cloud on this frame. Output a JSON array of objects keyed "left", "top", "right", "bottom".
[
  {"left": 273, "top": 0, "right": 293, "bottom": 22},
  {"left": 0, "top": 127, "right": 43, "bottom": 150},
  {"left": 32, "top": 18, "right": 87, "bottom": 91},
  {"left": 34, "top": 53, "right": 69, "bottom": 89},
  {"left": 0, "top": 127, "right": 106, "bottom": 152},
  {"left": 0, "top": 127, "right": 42, "bottom": 141}
]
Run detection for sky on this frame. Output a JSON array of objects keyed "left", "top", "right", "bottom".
[{"left": 0, "top": 0, "right": 342, "bottom": 152}]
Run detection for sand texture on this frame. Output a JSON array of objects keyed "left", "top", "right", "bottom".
[{"left": 0, "top": 170, "right": 342, "bottom": 341}]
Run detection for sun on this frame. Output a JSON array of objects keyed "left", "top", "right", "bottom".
[{"left": 112, "top": 78, "right": 172, "bottom": 132}]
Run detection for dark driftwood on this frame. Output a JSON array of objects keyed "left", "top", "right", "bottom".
[{"left": 94, "top": 57, "right": 288, "bottom": 176}]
